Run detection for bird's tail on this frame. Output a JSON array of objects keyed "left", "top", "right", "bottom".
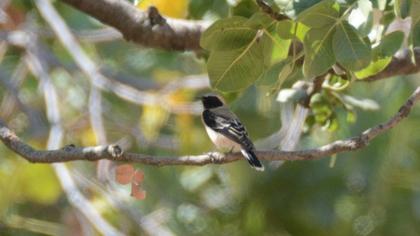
[{"left": 240, "top": 149, "right": 264, "bottom": 171}]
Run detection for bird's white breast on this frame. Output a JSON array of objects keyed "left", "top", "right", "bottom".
[{"left": 205, "top": 126, "right": 241, "bottom": 152}]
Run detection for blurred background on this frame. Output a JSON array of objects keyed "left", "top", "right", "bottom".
[{"left": 1, "top": 0, "right": 420, "bottom": 235}]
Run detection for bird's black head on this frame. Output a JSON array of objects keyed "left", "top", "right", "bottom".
[{"left": 201, "top": 95, "right": 224, "bottom": 109}]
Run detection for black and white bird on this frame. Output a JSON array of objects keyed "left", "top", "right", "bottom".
[{"left": 200, "top": 94, "right": 264, "bottom": 171}]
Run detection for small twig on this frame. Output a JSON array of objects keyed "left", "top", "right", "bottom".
[{"left": 1, "top": 87, "right": 419, "bottom": 166}]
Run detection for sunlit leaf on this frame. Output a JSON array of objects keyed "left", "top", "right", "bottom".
[{"left": 277, "top": 20, "right": 309, "bottom": 41}]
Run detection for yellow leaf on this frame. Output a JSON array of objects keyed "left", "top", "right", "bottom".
[
  {"left": 81, "top": 127, "right": 98, "bottom": 146},
  {"left": 137, "top": 0, "right": 189, "bottom": 19},
  {"left": 19, "top": 163, "right": 61, "bottom": 204},
  {"left": 140, "top": 105, "right": 169, "bottom": 141}
]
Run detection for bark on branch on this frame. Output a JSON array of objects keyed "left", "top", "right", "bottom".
[
  {"left": 1, "top": 87, "right": 419, "bottom": 167},
  {"left": 61, "top": 0, "right": 209, "bottom": 50}
]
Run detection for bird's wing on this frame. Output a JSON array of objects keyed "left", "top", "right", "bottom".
[{"left": 202, "top": 109, "right": 254, "bottom": 150}]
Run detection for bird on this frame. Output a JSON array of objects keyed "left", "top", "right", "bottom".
[{"left": 200, "top": 94, "right": 264, "bottom": 171}]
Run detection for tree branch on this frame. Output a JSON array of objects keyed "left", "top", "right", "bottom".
[
  {"left": 1, "top": 87, "right": 419, "bottom": 167},
  {"left": 60, "top": 0, "right": 209, "bottom": 51},
  {"left": 58, "top": 0, "right": 420, "bottom": 80}
]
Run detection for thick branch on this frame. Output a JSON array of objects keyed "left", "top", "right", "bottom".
[
  {"left": 60, "top": 0, "right": 208, "bottom": 51},
  {"left": 1, "top": 87, "right": 419, "bottom": 166}
]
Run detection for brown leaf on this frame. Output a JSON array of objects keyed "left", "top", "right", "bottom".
[
  {"left": 131, "top": 182, "right": 146, "bottom": 200},
  {"left": 115, "top": 164, "right": 134, "bottom": 185},
  {"left": 132, "top": 170, "right": 144, "bottom": 184}
]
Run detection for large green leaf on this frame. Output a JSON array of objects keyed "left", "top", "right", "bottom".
[
  {"left": 200, "top": 16, "right": 256, "bottom": 51},
  {"left": 333, "top": 21, "right": 371, "bottom": 71},
  {"left": 297, "top": 0, "right": 340, "bottom": 28},
  {"left": 303, "top": 27, "right": 336, "bottom": 77},
  {"left": 207, "top": 32, "right": 271, "bottom": 92}
]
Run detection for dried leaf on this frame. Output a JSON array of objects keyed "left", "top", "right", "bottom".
[
  {"left": 132, "top": 170, "right": 144, "bottom": 184},
  {"left": 131, "top": 182, "right": 147, "bottom": 200},
  {"left": 115, "top": 164, "right": 134, "bottom": 185}
]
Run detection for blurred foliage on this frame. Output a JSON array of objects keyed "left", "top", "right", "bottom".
[{"left": 0, "top": 0, "right": 420, "bottom": 236}]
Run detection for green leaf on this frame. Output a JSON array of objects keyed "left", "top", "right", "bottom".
[
  {"left": 277, "top": 20, "right": 309, "bottom": 41},
  {"left": 354, "top": 57, "right": 391, "bottom": 79},
  {"left": 333, "top": 21, "right": 371, "bottom": 71},
  {"left": 231, "top": 0, "right": 259, "bottom": 18},
  {"left": 246, "top": 12, "right": 275, "bottom": 29},
  {"left": 375, "top": 31, "right": 404, "bottom": 57},
  {"left": 257, "top": 58, "right": 294, "bottom": 86},
  {"left": 207, "top": 31, "right": 270, "bottom": 92},
  {"left": 412, "top": 23, "right": 420, "bottom": 47},
  {"left": 303, "top": 27, "right": 336, "bottom": 77},
  {"left": 297, "top": 0, "right": 340, "bottom": 28},
  {"left": 200, "top": 17, "right": 256, "bottom": 51},
  {"left": 355, "top": 31, "right": 404, "bottom": 79},
  {"left": 257, "top": 60, "right": 287, "bottom": 86},
  {"left": 277, "top": 20, "right": 295, "bottom": 39},
  {"left": 395, "top": 0, "right": 411, "bottom": 18},
  {"left": 269, "top": 33, "right": 291, "bottom": 62}
]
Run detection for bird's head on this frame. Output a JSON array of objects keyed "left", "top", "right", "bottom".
[{"left": 200, "top": 94, "right": 224, "bottom": 109}]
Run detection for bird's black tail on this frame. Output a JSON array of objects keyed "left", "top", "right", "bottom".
[{"left": 240, "top": 149, "right": 264, "bottom": 171}]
